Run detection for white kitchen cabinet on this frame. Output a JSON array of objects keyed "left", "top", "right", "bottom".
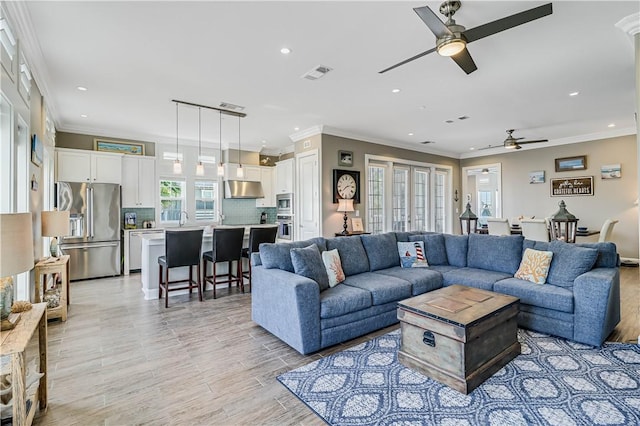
[
  {"left": 124, "top": 229, "right": 164, "bottom": 274},
  {"left": 275, "top": 158, "right": 295, "bottom": 194},
  {"left": 56, "top": 148, "right": 122, "bottom": 184},
  {"left": 256, "top": 167, "right": 276, "bottom": 208},
  {"left": 224, "top": 163, "right": 261, "bottom": 181},
  {"left": 122, "top": 156, "right": 156, "bottom": 207}
]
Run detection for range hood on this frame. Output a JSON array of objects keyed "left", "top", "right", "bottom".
[{"left": 225, "top": 180, "right": 264, "bottom": 199}]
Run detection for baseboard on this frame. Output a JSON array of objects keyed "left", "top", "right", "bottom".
[{"left": 620, "top": 257, "right": 639, "bottom": 267}]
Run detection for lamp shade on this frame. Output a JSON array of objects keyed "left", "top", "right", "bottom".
[
  {"left": 42, "top": 210, "right": 70, "bottom": 237},
  {"left": 337, "top": 199, "right": 355, "bottom": 213},
  {"left": 0, "top": 212, "right": 34, "bottom": 277}
]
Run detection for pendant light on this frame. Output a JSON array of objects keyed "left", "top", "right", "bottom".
[
  {"left": 217, "top": 110, "right": 224, "bottom": 176},
  {"left": 195, "top": 107, "right": 204, "bottom": 176},
  {"left": 173, "top": 102, "right": 182, "bottom": 174},
  {"left": 236, "top": 115, "right": 244, "bottom": 178}
]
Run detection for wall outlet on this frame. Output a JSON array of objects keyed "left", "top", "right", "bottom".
[{"left": 355, "top": 210, "right": 359, "bottom": 217}]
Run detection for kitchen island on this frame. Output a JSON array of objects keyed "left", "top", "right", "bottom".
[{"left": 140, "top": 224, "right": 276, "bottom": 300}]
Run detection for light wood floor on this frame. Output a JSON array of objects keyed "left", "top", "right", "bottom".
[{"left": 34, "top": 266, "right": 639, "bottom": 426}]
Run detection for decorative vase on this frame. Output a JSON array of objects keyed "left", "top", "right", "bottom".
[{"left": 0, "top": 277, "right": 13, "bottom": 320}]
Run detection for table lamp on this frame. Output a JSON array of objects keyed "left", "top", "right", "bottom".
[
  {"left": 0, "top": 213, "right": 34, "bottom": 328},
  {"left": 337, "top": 199, "right": 355, "bottom": 235},
  {"left": 42, "top": 210, "right": 70, "bottom": 257}
]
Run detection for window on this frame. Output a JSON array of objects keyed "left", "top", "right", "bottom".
[
  {"left": 195, "top": 180, "right": 218, "bottom": 221},
  {"left": 433, "top": 171, "right": 446, "bottom": 233},
  {"left": 392, "top": 167, "right": 409, "bottom": 232},
  {"left": 159, "top": 179, "right": 185, "bottom": 223},
  {"left": 367, "top": 165, "right": 385, "bottom": 234}
]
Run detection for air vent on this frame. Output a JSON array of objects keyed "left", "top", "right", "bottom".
[
  {"left": 458, "top": 115, "right": 470, "bottom": 120},
  {"left": 420, "top": 141, "right": 435, "bottom": 144},
  {"left": 302, "top": 65, "right": 333, "bottom": 80},
  {"left": 219, "top": 102, "right": 245, "bottom": 111},
  {"left": 445, "top": 120, "right": 454, "bottom": 124}
]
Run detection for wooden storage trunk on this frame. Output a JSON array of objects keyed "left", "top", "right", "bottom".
[{"left": 397, "top": 285, "right": 520, "bottom": 394}]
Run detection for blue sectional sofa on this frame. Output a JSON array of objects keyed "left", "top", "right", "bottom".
[{"left": 251, "top": 232, "right": 620, "bottom": 355}]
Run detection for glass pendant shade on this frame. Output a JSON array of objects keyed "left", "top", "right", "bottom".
[
  {"left": 437, "top": 38, "right": 466, "bottom": 57},
  {"left": 217, "top": 163, "right": 224, "bottom": 176},
  {"left": 196, "top": 162, "right": 204, "bottom": 176},
  {"left": 173, "top": 159, "right": 182, "bottom": 174},
  {"left": 236, "top": 164, "right": 244, "bottom": 178}
]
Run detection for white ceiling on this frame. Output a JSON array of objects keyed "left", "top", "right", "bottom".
[{"left": 13, "top": 1, "right": 639, "bottom": 158}]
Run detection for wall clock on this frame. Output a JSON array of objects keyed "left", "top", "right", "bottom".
[{"left": 333, "top": 169, "right": 360, "bottom": 203}]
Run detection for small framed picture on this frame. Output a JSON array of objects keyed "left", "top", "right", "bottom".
[
  {"left": 529, "top": 170, "right": 545, "bottom": 184},
  {"left": 351, "top": 217, "right": 364, "bottom": 232},
  {"left": 95, "top": 138, "right": 145, "bottom": 156},
  {"left": 555, "top": 155, "right": 586, "bottom": 172},
  {"left": 601, "top": 164, "right": 621, "bottom": 179},
  {"left": 31, "top": 134, "right": 43, "bottom": 167},
  {"left": 338, "top": 150, "right": 353, "bottom": 167}
]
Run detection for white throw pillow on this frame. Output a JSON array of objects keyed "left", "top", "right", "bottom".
[{"left": 322, "top": 249, "right": 345, "bottom": 287}]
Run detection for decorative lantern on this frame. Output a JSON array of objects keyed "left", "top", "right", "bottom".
[
  {"left": 459, "top": 202, "right": 478, "bottom": 235},
  {"left": 550, "top": 200, "right": 578, "bottom": 243}
]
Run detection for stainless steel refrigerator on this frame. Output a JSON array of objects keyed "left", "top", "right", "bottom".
[{"left": 57, "top": 182, "right": 122, "bottom": 280}]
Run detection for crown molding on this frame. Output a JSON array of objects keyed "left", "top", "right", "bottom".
[
  {"left": 288, "top": 125, "right": 323, "bottom": 142},
  {"left": 616, "top": 12, "right": 640, "bottom": 40},
  {"left": 3, "top": 1, "right": 59, "bottom": 129}
]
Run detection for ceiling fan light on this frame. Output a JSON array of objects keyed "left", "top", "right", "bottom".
[
  {"left": 504, "top": 144, "right": 517, "bottom": 150},
  {"left": 437, "top": 38, "right": 466, "bottom": 57}
]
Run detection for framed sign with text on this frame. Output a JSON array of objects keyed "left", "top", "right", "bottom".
[{"left": 550, "top": 176, "right": 594, "bottom": 197}]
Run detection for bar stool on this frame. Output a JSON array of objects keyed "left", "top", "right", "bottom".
[
  {"left": 202, "top": 227, "right": 245, "bottom": 299},
  {"left": 241, "top": 226, "right": 278, "bottom": 290},
  {"left": 158, "top": 229, "right": 203, "bottom": 308}
]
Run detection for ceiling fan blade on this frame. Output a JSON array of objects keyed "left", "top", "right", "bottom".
[
  {"left": 516, "top": 139, "right": 549, "bottom": 145},
  {"left": 463, "top": 3, "right": 552, "bottom": 44},
  {"left": 413, "top": 6, "right": 452, "bottom": 39},
  {"left": 451, "top": 48, "right": 477, "bottom": 74},
  {"left": 379, "top": 46, "right": 438, "bottom": 74}
]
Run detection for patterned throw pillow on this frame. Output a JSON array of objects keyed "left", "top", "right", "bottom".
[
  {"left": 515, "top": 248, "right": 554, "bottom": 284},
  {"left": 397, "top": 241, "right": 429, "bottom": 268},
  {"left": 322, "top": 249, "right": 345, "bottom": 287}
]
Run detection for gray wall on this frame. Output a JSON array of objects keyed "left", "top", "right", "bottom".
[{"left": 461, "top": 135, "right": 638, "bottom": 258}]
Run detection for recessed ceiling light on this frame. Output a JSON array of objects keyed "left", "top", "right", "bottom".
[
  {"left": 469, "top": 147, "right": 475, "bottom": 150},
  {"left": 262, "top": 140, "right": 267, "bottom": 144},
  {"left": 408, "top": 132, "right": 414, "bottom": 136},
  {"left": 391, "top": 88, "right": 401, "bottom": 93},
  {"left": 280, "top": 47, "right": 291, "bottom": 55},
  {"left": 80, "top": 114, "right": 88, "bottom": 118},
  {"left": 569, "top": 91, "right": 579, "bottom": 96},
  {"left": 294, "top": 127, "right": 299, "bottom": 131},
  {"left": 419, "top": 105, "right": 426, "bottom": 110},
  {"left": 608, "top": 123, "right": 616, "bottom": 128},
  {"left": 77, "top": 86, "right": 87, "bottom": 91},
  {"left": 445, "top": 120, "right": 454, "bottom": 124}
]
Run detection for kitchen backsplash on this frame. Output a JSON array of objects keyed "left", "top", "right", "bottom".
[
  {"left": 222, "top": 199, "right": 276, "bottom": 225},
  {"left": 121, "top": 208, "right": 155, "bottom": 229}
]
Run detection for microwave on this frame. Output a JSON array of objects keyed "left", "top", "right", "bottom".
[{"left": 276, "top": 193, "right": 293, "bottom": 215}]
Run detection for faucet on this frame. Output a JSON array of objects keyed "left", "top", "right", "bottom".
[{"left": 179, "top": 211, "right": 189, "bottom": 227}]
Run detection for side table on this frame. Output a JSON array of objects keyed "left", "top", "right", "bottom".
[
  {"left": 0, "top": 302, "right": 48, "bottom": 426},
  {"left": 34, "top": 255, "right": 70, "bottom": 321}
]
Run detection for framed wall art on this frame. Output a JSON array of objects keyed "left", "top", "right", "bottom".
[
  {"left": 31, "top": 134, "right": 43, "bottom": 167},
  {"left": 600, "top": 164, "right": 621, "bottom": 179},
  {"left": 94, "top": 138, "right": 145, "bottom": 156},
  {"left": 529, "top": 170, "right": 545, "bottom": 184},
  {"left": 338, "top": 150, "right": 353, "bottom": 167},
  {"left": 550, "top": 176, "right": 594, "bottom": 197},
  {"left": 555, "top": 155, "right": 586, "bottom": 172}
]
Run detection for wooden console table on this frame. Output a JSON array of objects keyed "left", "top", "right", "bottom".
[
  {"left": 0, "top": 303, "right": 48, "bottom": 426},
  {"left": 34, "top": 255, "right": 70, "bottom": 321}
]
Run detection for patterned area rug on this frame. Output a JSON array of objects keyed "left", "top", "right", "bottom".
[{"left": 278, "top": 330, "right": 640, "bottom": 426}]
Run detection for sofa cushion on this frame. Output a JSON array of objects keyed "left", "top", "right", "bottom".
[
  {"left": 409, "top": 234, "right": 448, "bottom": 265},
  {"left": 322, "top": 249, "right": 345, "bottom": 287},
  {"left": 398, "top": 241, "right": 429, "bottom": 268},
  {"left": 374, "top": 266, "right": 443, "bottom": 295},
  {"left": 290, "top": 245, "right": 330, "bottom": 291},
  {"left": 320, "top": 283, "right": 372, "bottom": 319},
  {"left": 361, "top": 233, "right": 399, "bottom": 271},
  {"left": 327, "top": 236, "right": 370, "bottom": 276},
  {"left": 514, "top": 248, "right": 554, "bottom": 284},
  {"left": 444, "top": 234, "right": 468, "bottom": 267},
  {"left": 546, "top": 241, "right": 598, "bottom": 288},
  {"left": 260, "top": 237, "right": 327, "bottom": 272},
  {"left": 575, "top": 242, "right": 618, "bottom": 268},
  {"left": 494, "top": 277, "right": 574, "bottom": 313},
  {"left": 468, "top": 233, "right": 524, "bottom": 275},
  {"left": 442, "top": 267, "right": 511, "bottom": 290},
  {"left": 343, "top": 272, "right": 412, "bottom": 305}
]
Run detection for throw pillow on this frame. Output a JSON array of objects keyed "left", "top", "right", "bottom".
[
  {"left": 290, "top": 245, "right": 330, "bottom": 291},
  {"left": 397, "top": 241, "right": 429, "bottom": 268},
  {"left": 322, "top": 249, "right": 345, "bottom": 287},
  {"left": 514, "top": 248, "right": 553, "bottom": 284}
]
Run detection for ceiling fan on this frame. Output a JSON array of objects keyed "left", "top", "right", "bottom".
[
  {"left": 379, "top": 1, "right": 553, "bottom": 75},
  {"left": 479, "top": 129, "right": 548, "bottom": 151}
]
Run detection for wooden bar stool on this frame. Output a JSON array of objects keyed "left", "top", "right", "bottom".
[
  {"left": 158, "top": 229, "right": 203, "bottom": 308},
  {"left": 202, "top": 227, "right": 245, "bottom": 299},
  {"left": 241, "top": 226, "right": 277, "bottom": 290}
]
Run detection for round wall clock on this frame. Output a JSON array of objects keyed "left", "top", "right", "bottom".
[{"left": 333, "top": 169, "right": 360, "bottom": 203}]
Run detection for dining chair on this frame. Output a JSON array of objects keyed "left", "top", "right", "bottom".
[
  {"left": 520, "top": 219, "right": 550, "bottom": 242},
  {"left": 241, "top": 226, "right": 278, "bottom": 290},
  {"left": 202, "top": 227, "right": 245, "bottom": 299},
  {"left": 598, "top": 219, "right": 619, "bottom": 243},
  {"left": 158, "top": 229, "right": 203, "bottom": 308},
  {"left": 486, "top": 218, "right": 510, "bottom": 236}
]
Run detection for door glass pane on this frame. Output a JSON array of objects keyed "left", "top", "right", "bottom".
[
  {"left": 367, "top": 165, "right": 385, "bottom": 234},
  {"left": 413, "top": 170, "right": 428, "bottom": 231},
  {"left": 434, "top": 172, "right": 445, "bottom": 233},
  {"left": 392, "top": 168, "right": 408, "bottom": 232}
]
